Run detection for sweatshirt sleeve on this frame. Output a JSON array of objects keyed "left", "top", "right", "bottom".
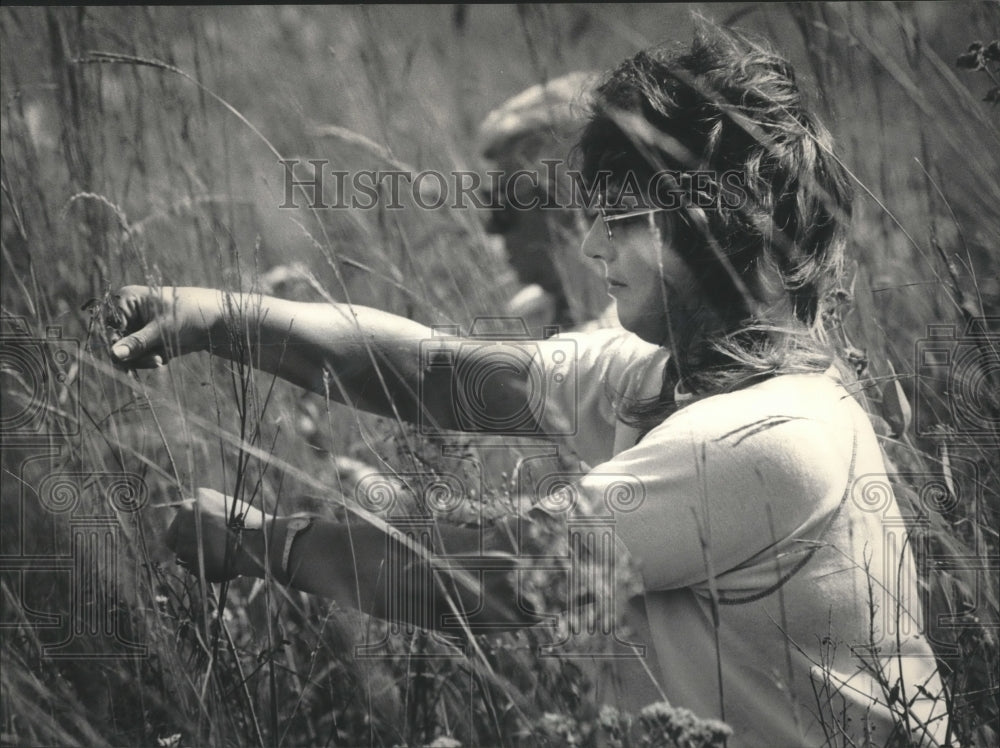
[{"left": 536, "top": 328, "right": 667, "bottom": 466}]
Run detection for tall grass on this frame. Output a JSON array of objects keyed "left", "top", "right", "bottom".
[{"left": 1, "top": 4, "right": 997, "bottom": 746}]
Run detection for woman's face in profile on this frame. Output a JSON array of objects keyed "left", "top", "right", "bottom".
[{"left": 581, "top": 200, "right": 696, "bottom": 346}]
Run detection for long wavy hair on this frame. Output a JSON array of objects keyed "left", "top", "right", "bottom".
[{"left": 575, "top": 21, "right": 855, "bottom": 435}]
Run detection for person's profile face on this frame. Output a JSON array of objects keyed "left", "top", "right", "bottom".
[
  {"left": 482, "top": 176, "right": 569, "bottom": 295},
  {"left": 580, "top": 194, "right": 697, "bottom": 346}
]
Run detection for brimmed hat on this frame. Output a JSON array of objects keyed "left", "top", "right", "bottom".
[{"left": 478, "top": 71, "right": 597, "bottom": 160}]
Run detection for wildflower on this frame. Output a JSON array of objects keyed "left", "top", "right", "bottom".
[
  {"left": 637, "top": 702, "right": 732, "bottom": 747},
  {"left": 957, "top": 42, "right": 986, "bottom": 70},
  {"left": 425, "top": 737, "right": 462, "bottom": 748},
  {"left": 598, "top": 704, "right": 633, "bottom": 747},
  {"left": 536, "top": 712, "right": 584, "bottom": 745}
]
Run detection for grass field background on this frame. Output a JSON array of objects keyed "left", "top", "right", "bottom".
[{"left": 1, "top": 4, "right": 998, "bottom": 746}]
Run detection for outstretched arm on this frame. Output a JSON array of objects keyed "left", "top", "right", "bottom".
[
  {"left": 109, "top": 285, "right": 541, "bottom": 431},
  {"left": 166, "top": 491, "right": 536, "bottom": 634}
]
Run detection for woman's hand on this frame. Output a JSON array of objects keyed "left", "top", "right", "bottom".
[
  {"left": 108, "top": 286, "right": 225, "bottom": 368},
  {"left": 164, "top": 488, "right": 266, "bottom": 582}
]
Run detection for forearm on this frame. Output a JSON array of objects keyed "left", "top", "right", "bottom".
[
  {"left": 205, "top": 291, "right": 541, "bottom": 431},
  {"left": 208, "top": 293, "right": 433, "bottom": 420},
  {"left": 239, "top": 517, "right": 533, "bottom": 633}
]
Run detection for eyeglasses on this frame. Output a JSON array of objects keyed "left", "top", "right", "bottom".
[{"left": 597, "top": 206, "right": 667, "bottom": 242}]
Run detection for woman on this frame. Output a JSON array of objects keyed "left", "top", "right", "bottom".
[{"left": 112, "top": 24, "right": 946, "bottom": 747}]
